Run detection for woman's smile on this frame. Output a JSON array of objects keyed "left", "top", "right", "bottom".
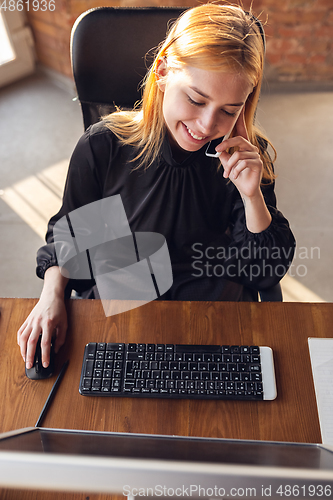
[{"left": 183, "top": 123, "right": 208, "bottom": 142}]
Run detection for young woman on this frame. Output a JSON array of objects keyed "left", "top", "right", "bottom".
[{"left": 18, "top": 4, "right": 295, "bottom": 369}]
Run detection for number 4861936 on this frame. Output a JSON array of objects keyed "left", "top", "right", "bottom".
[{"left": 0, "top": 0, "right": 55, "bottom": 11}]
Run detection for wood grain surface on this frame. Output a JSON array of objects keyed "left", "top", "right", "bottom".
[{"left": 0, "top": 298, "right": 331, "bottom": 499}]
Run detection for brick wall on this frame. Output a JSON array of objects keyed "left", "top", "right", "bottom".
[{"left": 25, "top": 0, "right": 333, "bottom": 82}]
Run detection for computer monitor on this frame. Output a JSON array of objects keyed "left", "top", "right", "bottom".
[{"left": 0, "top": 427, "right": 332, "bottom": 498}]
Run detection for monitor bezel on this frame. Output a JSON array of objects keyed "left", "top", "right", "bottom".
[{"left": 0, "top": 427, "right": 332, "bottom": 497}]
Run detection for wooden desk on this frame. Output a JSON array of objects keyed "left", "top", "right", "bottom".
[{"left": 0, "top": 298, "right": 331, "bottom": 499}]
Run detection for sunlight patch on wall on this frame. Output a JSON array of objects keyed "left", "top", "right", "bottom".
[
  {"left": 0, "top": 159, "right": 68, "bottom": 239},
  {"left": 0, "top": 10, "right": 15, "bottom": 65},
  {"left": 280, "top": 274, "right": 325, "bottom": 303}
]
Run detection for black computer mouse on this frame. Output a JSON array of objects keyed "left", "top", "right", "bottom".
[{"left": 25, "top": 335, "right": 55, "bottom": 380}]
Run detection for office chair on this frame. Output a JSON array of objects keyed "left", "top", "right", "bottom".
[
  {"left": 71, "top": 6, "right": 185, "bottom": 130},
  {"left": 70, "top": 6, "right": 282, "bottom": 302}
]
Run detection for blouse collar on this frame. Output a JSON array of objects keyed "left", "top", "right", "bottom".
[{"left": 161, "top": 133, "right": 204, "bottom": 167}]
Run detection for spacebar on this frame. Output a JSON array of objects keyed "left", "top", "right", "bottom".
[{"left": 175, "top": 345, "right": 221, "bottom": 353}]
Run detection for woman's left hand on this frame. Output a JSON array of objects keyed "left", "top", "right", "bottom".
[{"left": 215, "top": 109, "right": 263, "bottom": 201}]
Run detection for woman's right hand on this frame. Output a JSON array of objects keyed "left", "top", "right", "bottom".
[{"left": 17, "top": 267, "right": 69, "bottom": 369}]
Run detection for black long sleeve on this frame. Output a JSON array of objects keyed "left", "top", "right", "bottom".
[{"left": 37, "top": 122, "right": 295, "bottom": 301}]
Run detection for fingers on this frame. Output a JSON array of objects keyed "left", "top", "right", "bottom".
[
  {"left": 222, "top": 150, "right": 261, "bottom": 180},
  {"left": 214, "top": 114, "right": 263, "bottom": 198},
  {"left": 17, "top": 319, "right": 28, "bottom": 346},
  {"left": 215, "top": 134, "right": 257, "bottom": 156},
  {"left": 40, "top": 329, "right": 53, "bottom": 368},
  {"left": 19, "top": 319, "right": 54, "bottom": 369},
  {"left": 17, "top": 308, "right": 67, "bottom": 369},
  {"left": 19, "top": 321, "right": 41, "bottom": 368}
]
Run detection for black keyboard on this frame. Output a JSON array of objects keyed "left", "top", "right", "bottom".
[{"left": 79, "top": 343, "right": 265, "bottom": 400}]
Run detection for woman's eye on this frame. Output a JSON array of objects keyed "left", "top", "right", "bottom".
[
  {"left": 223, "top": 109, "right": 237, "bottom": 117},
  {"left": 187, "top": 96, "right": 204, "bottom": 107}
]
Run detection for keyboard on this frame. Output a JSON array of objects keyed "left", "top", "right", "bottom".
[{"left": 79, "top": 343, "right": 277, "bottom": 401}]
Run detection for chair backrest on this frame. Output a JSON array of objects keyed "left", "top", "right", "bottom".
[{"left": 70, "top": 6, "right": 185, "bottom": 130}]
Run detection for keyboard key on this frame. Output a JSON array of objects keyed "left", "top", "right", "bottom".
[
  {"left": 198, "top": 362, "right": 209, "bottom": 371},
  {"left": 249, "top": 364, "right": 261, "bottom": 372},
  {"left": 250, "top": 346, "right": 260, "bottom": 354},
  {"left": 82, "top": 378, "right": 92, "bottom": 390},
  {"left": 127, "top": 352, "right": 144, "bottom": 361},
  {"left": 92, "top": 378, "right": 101, "bottom": 389},
  {"left": 84, "top": 360, "right": 94, "bottom": 377},
  {"left": 86, "top": 343, "right": 96, "bottom": 359}
]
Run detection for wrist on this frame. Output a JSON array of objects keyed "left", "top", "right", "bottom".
[
  {"left": 42, "top": 266, "right": 69, "bottom": 298},
  {"left": 241, "top": 189, "right": 263, "bottom": 205},
  {"left": 242, "top": 191, "right": 272, "bottom": 234}
]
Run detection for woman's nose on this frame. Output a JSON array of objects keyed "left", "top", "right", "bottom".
[{"left": 197, "top": 109, "right": 217, "bottom": 135}]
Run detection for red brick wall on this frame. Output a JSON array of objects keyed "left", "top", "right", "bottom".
[{"left": 25, "top": 0, "right": 333, "bottom": 82}]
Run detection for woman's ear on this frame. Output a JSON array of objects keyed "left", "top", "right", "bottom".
[{"left": 155, "top": 57, "right": 168, "bottom": 92}]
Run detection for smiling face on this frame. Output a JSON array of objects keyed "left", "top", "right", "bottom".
[{"left": 156, "top": 63, "right": 253, "bottom": 154}]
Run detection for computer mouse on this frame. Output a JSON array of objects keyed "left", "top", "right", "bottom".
[{"left": 25, "top": 335, "right": 55, "bottom": 380}]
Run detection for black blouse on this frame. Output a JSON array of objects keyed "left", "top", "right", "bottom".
[{"left": 37, "top": 121, "right": 295, "bottom": 301}]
